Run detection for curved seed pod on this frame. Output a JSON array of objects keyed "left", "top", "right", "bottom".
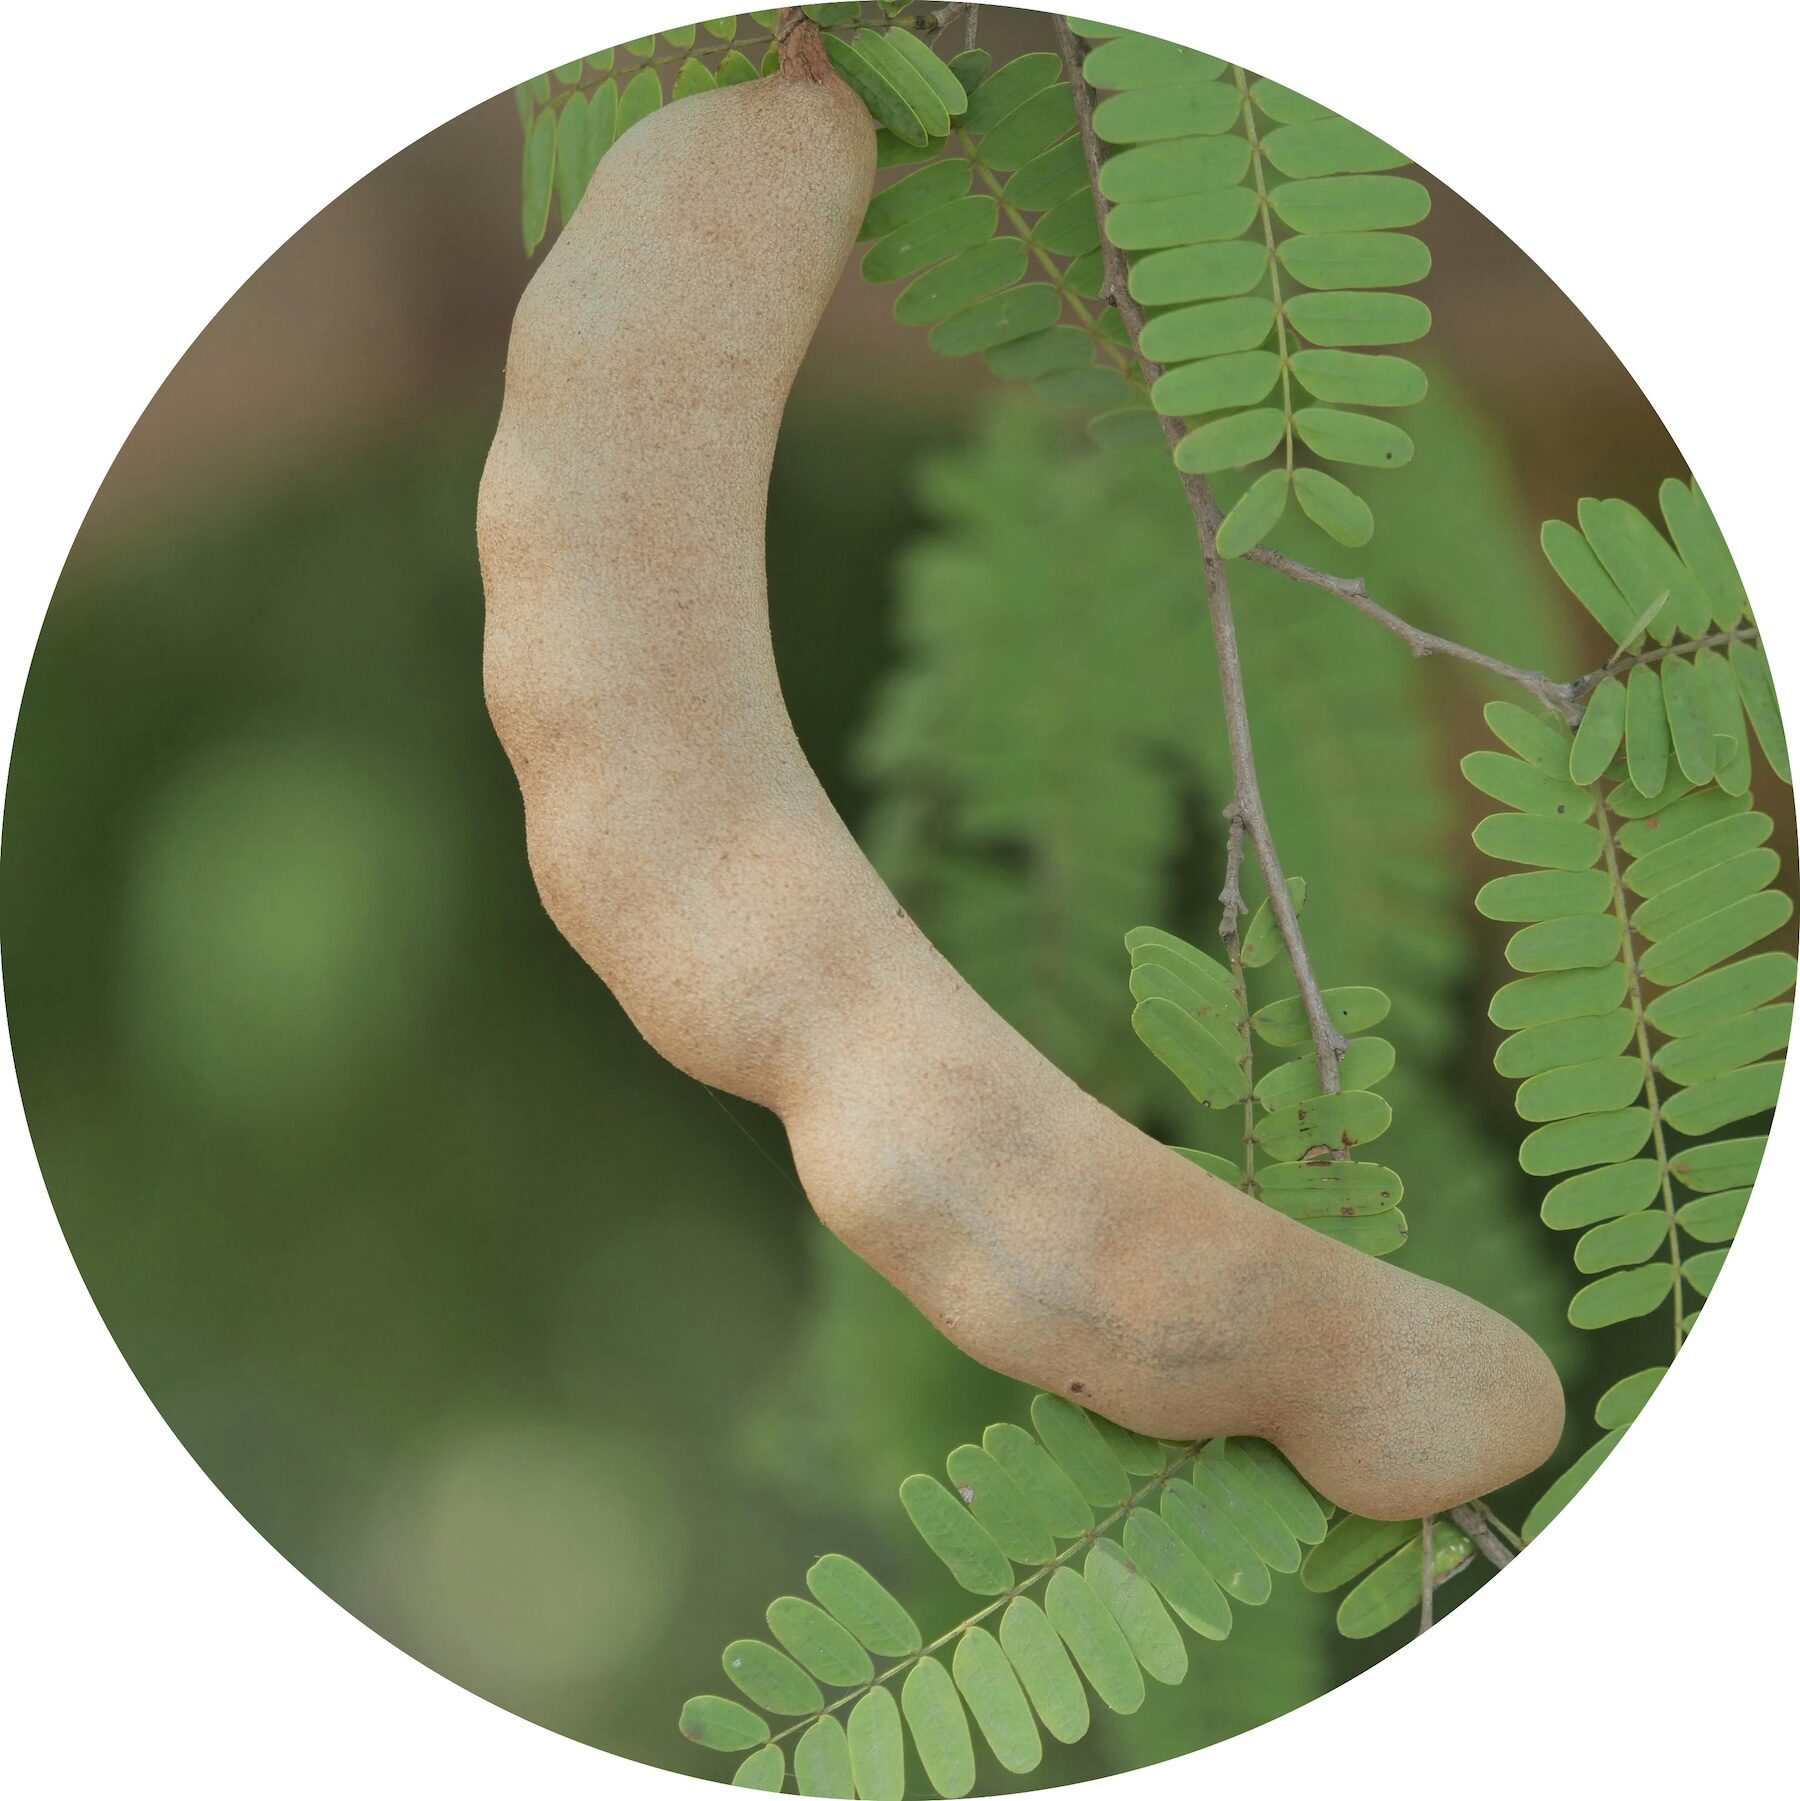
[{"left": 476, "top": 59, "right": 1563, "bottom": 1519}]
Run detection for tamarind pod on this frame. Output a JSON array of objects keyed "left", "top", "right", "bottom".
[{"left": 477, "top": 69, "right": 1564, "bottom": 1519}]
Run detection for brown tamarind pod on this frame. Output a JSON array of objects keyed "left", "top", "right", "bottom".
[{"left": 477, "top": 65, "right": 1564, "bottom": 1519}]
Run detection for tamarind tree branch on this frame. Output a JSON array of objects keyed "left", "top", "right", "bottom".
[
  {"left": 1243, "top": 546, "right": 1763, "bottom": 723},
  {"left": 1449, "top": 1501, "right": 1517, "bottom": 1569},
  {"left": 1419, "top": 1512, "right": 1436, "bottom": 1631},
  {"left": 1055, "top": 15, "right": 1346, "bottom": 1092}
]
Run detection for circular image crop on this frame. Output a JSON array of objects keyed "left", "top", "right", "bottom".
[{"left": 5, "top": 8, "right": 1793, "bottom": 1794}]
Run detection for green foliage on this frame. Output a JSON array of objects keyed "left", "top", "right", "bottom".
[
  {"left": 1073, "top": 22, "right": 1429, "bottom": 550},
  {"left": 682, "top": 1394, "right": 1345, "bottom": 1795},
  {"left": 1470, "top": 481, "right": 1793, "bottom": 1541}
]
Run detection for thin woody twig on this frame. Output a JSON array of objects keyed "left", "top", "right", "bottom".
[
  {"left": 1243, "top": 545, "right": 1587, "bottom": 725},
  {"left": 1449, "top": 1502, "right": 1516, "bottom": 1569},
  {"left": 1218, "top": 805, "right": 1249, "bottom": 952},
  {"left": 1419, "top": 1513, "right": 1436, "bottom": 1631},
  {"left": 1243, "top": 546, "right": 1764, "bottom": 723},
  {"left": 1055, "top": 14, "right": 1346, "bottom": 1091}
]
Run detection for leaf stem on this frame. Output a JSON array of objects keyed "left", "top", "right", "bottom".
[
  {"left": 1594, "top": 790, "right": 1687, "bottom": 1356},
  {"left": 1055, "top": 14, "right": 1346, "bottom": 1092}
]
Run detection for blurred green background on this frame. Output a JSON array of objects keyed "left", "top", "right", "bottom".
[{"left": 4, "top": 7, "right": 1793, "bottom": 1790}]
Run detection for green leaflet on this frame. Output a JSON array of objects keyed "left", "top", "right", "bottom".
[
  {"left": 1269, "top": 175, "right": 1430, "bottom": 232},
  {"left": 1093, "top": 80, "right": 1241, "bottom": 144},
  {"left": 1521, "top": 1430, "right": 1623, "bottom": 1542},
  {"left": 1090, "top": 1416, "right": 1164, "bottom": 1475},
  {"left": 795, "top": 1717, "right": 854, "bottom": 1799},
  {"left": 1300, "top": 1514, "right": 1414, "bottom": 1592},
  {"left": 1284, "top": 289, "right": 1430, "bottom": 346},
  {"left": 1029, "top": 188, "right": 1100, "bottom": 256},
  {"left": 1573, "top": 1210, "right": 1667, "bottom": 1273},
  {"left": 733, "top": 1744, "right": 785, "bottom": 1790},
  {"left": 1660, "top": 654, "right": 1716, "bottom": 784},
  {"left": 1099, "top": 134, "right": 1252, "bottom": 200},
  {"left": 1106, "top": 186, "right": 1259, "bottom": 249},
  {"left": 1161, "top": 1478, "right": 1270, "bottom": 1604},
  {"left": 1660, "top": 478, "right": 1747, "bottom": 625},
  {"left": 1624, "top": 664, "right": 1671, "bottom": 796},
  {"left": 1484, "top": 699, "right": 1574, "bottom": 774},
  {"left": 723, "top": 1638, "right": 824, "bottom": 1715},
  {"left": 1228, "top": 1439, "right": 1329, "bottom": 1544},
  {"left": 929, "top": 285, "right": 1062, "bottom": 358},
  {"left": 982, "top": 1421, "right": 1093, "bottom": 1538},
  {"left": 1336, "top": 1523, "right": 1473, "bottom": 1638},
  {"left": 1216, "top": 470, "right": 1291, "bottom": 558},
  {"left": 1471, "top": 812, "right": 1601, "bottom": 871},
  {"left": 1519, "top": 1106, "right": 1652, "bottom": 1176},
  {"left": 1043, "top": 1567, "right": 1144, "bottom": 1714},
  {"left": 1152, "top": 350, "right": 1282, "bottom": 416},
  {"left": 1131, "top": 240, "right": 1271, "bottom": 305},
  {"left": 1128, "top": 963, "right": 1239, "bottom": 1053},
  {"left": 1261, "top": 118, "right": 1408, "bottom": 178},
  {"left": 895, "top": 239, "right": 1028, "bottom": 326},
  {"left": 1292, "top": 406, "right": 1415, "bottom": 469},
  {"left": 1623, "top": 808, "right": 1772, "bottom": 898},
  {"left": 1661, "top": 1060, "right": 1784, "bottom": 1136},
  {"left": 1636, "top": 889, "right": 1793, "bottom": 988},
  {"left": 860, "top": 159, "right": 973, "bottom": 242},
  {"left": 951, "top": 1629, "right": 1041, "bottom": 1775},
  {"left": 902, "top": 1656, "right": 976, "bottom": 1799},
  {"left": 767, "top": 1596, "right": 875, "bottom": 1688},
  {"left": 1250, "top": 985, "right": 1390, "bottom": 1045},
  {"left": 878, "top": 24, "right": 970, "bottom": 121},
  {"left": 1594, "top": 1366, "right": 1666, "bottom": 1430},
  {"left": 998, "top": 1597, "right": 1089, "bottom": 1745},
  {"left": 1504, "top": 913, "right": 1620, "bottom": 972},
  {"left": 1570, "top": 677, "right": 1627, "bottom": 784},
  {"left": 960, "top": 51, "right": 1060, "bottom": 132},
  {"left": 1240, "top": 876, "right": 1308, "bottom": 969},
  {"left": 1495, "top": 1009, "right": 1637, "bottom": 1080},
  {"left": 977, "top": 84, "right": 1076, "bottom": 170},
  {"left": 1132, "top": 995, "right": 1249, "bottom": 1106},
  {"left": 1253, "top": 1088, "right": 1392, "bottom": 1160},
  {"left": 1685, "top": 1247, "right": 1728, "bottom": 1296},
  {"left": 1568, "top": 1261, "right": 1674, "bottom": 1328},
  {"left": 847, "top": 1688, "right": 905, "bottom": 1801},
  {"left": 1278, "top": 231, "right": 1430, "bottom": 291},
  {"left": 1002, "top": 137, "right": 1089, "bottom": 211},
  {"left": 1644, "top": 949, "right": 1795, "bottom": 1038},
  {"left": 1173, "top": 407, "right": 1287, "bottom": 474},
  {"left": 1030, "top": 1394, "right": 1131, "bottom": 1506},
  {"left": 1732, "top": 639, "right": 1790, "bottom": 778},
  {"left": 806, "top": 1554, "right": 921, "bottom": 1657},
  {"left": 1084, "top": 1539, "right": 1187, "bottom": 1684},
  {"left": 1254, "top": 1036, "right": 1394, "bottom": 1108},
  {"left": 900, "top": 1473, "right": 1014, "bottom": 1594},
  {"left": 1257, "top": 1160, "right": 1403, "bottom": 1215},
  {"left": 1082, "top": 32, "right": 1227, "bottom": 88},
  {"left": 1461, "top": 750, "right": 1592, "bottom": 819},
  {"left": 1515, "top": 1056, "right": 1644, "bottom": 1123},
  {"left": 1695, "top": 648, "right": 1751, "bottom": 796},
  {"left": 1632, "top": 849, "right": 1778, "bottom": 943},
  {"left": 862, "top": 195, "right": 998, "bottom": 282},
  {"left": 1489, "top": 962, "right": 1629, "bottom": 1029},
  {"left": 1616, "top": 785, "right": 1752, "bottom": 860},
  {"left": 1539, "top": 1159, "right": 1661, "bottom": 1230},
  {"left": 944, "top": 1444, "right": 1056, "bottom": 1564},
  {"left": 1194, "top": 1440, "right": 1301, "bottom": 1572},
  {"left": 1293, "top": 468, "right": 1374, "bottom": 546},
  {"left": 1676, "top": 1187, "right": 1749, "bottom": 1243},
  {"left": 520, "top": 106, "right": 556, "bottom": 255},
  {"left": 824, "top": 32, "right": 931, "bottom": 146},
  {"left": 681, "top": 1695, "right": 770, "bottom": 1752},
  {"left": 1667, "top": 1135, "right": 1766, "bottom": 1192},
  {"left": 1121, "top": 1510, "right": 1232, "bottom": 1638},
  {"left": 1288, "top": 349, "right": 1428, "bottom": 407},
  {"left": 1654, "top": 1003, "right": 1792, "bottom": 1087}
]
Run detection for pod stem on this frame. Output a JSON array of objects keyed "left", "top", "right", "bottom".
[{"left": 775, "top": 9, "right": 831, "bottom": 83}]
